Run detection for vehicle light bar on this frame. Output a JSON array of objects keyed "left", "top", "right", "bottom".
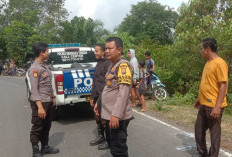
[
  {"left": 65, "top": 48, "right": 79, "bottom": 51},
  {"left": 48, "top": 43, "right": 82, "bottom": 48}
]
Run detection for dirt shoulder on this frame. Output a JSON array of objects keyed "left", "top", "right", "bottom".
[{"left": 133, "top": 99, "right": 232, "bottom": 152}]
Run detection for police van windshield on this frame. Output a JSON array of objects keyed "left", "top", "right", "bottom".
[{"left": 48, "top": 49, "right": 97, "bottom": 64}]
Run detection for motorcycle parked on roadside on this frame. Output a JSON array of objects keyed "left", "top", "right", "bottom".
[
  {"left": 146, "top": 72, "right": 168, "bottom": 101},
  {"left": 16, "top": 67, "right": 26, "bottom": 76}
]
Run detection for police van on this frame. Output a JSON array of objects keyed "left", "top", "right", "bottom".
[{"left": 26, "top": 43, "right": 97, "bottom": 118}]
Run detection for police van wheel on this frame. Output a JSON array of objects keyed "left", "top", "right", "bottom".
[
  {"left": 52, "top": 106, "right": 59, "bottom": 121},
  {"left": 153, "top": 87, "right": 168, "bottom": 101}
]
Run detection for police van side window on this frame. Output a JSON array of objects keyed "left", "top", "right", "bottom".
[{"left": 48, "top": 51, "right": 97, "bottom": 64}]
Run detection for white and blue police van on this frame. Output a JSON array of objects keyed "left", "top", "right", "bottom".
[{"left": 26, "top": 43, "right": 97, "bottom": 119}]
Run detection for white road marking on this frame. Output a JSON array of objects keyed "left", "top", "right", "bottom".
[
  {"left": 176, "top": 145, "right": 196, "bottom": 151},
  {"left": 133, "top": 109, "right": 232, "bottom": 157}
]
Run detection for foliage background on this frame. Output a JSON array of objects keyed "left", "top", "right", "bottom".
[{"left": 0, "top": 0, "right": 231, "bottom": 108}]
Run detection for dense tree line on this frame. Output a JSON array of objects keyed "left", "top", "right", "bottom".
[
  {"left": 0, "top": 0, "right": 108, "bottom": 64},
  {"left": 0, "top": 0, "right": 231, "bottom": 104},
  {"left": 113, "top": 0, "right": 232, "bottom": 104}
]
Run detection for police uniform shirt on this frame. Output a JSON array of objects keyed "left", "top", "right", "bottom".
[
  {"left": 101, "top": 57, "right": 133, "bottom": 120},
  {"left": 28, "top": 60, "right": 53, "bottom": 102}
]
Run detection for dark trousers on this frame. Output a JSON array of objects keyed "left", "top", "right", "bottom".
[
  {"left": 93, "top": 108, "right": 106, "bottom": 135},
  {"left": 93, "top": 98, "right": 106, "bottom": 135},
  {"left": 195, "top": 105, "right": 224, "bottom": 157},
  {"left": 105, "top": 120, "right": 130, "bottom": 157},
  {"left": 30, "top": 101, "right": 53, "bottom": 146}
]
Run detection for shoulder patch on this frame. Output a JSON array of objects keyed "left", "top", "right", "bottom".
[
  {"left": 117, "top": 63, "right": 132, "bottom": 84},
  {"left": 33, "top": 70, "right": 39, "bottom": 78}
]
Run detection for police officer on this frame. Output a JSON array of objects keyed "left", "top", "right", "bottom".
[
  {"left": 28, "top": 42, "right": 59, "bottom": 157},
  {"left": 90, "top": 43, "right": 110, "bottom": 150},
  {"left": 95, "top": 37, "right": 133, "bottom": 157}
]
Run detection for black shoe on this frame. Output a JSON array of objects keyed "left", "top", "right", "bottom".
[
  {"left": 32, "top": 144, "right": 43, "bottom": 157},
  {"left": 90, "top": 135, "right": 105, "bottom": 146},
  {"left": 98, "top": 141, "right": 109, "bottom": 150},
  {"left": 41, "top": 145, "right": 59, "bottom": 155}
]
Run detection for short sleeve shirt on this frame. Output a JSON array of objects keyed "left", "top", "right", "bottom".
[
  {"left": 199, "top": 57, "right": 228, "bottom": 108},
  {"left": 28, "top": 60, "right": 53, "bottom": 102},
  {"left": 146, "top": 58, "right": 155, "bottom": 72}
]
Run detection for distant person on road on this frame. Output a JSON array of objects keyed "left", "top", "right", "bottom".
[
  {"left": 0, "top": 59, "right": 3, "bottom": 76},
  {"left": 90, "top": 43, "right": 110, "bottom": 150},
  {"left": 27, "top": 42, "right": 59, "bottom": 157},
  {"left": 127, "top": 49, "right": 139, "bottom": 107},
  {"left": 3, "top": 62, "right": 8, "bottom": 74},
  {"left": 137, "top": 60, "right": 146, "bottom": 112},
  {"left": 9, "top": 59, "right": 16, "bottom": 76},
  {"left": 95, "top": 37, "right": 134, "bottom": 157},
  {"left": 194, "top": 38, "right": 228, "bottom": 157},
  {"left": 145, "top": 51, "right": 155, "bottom": 89}
]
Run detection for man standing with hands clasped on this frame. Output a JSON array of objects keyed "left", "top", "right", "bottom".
[
  {"left": 95, "top": 37, "right": 133, "bottom": 157},
  {"left": 27, "top": 42, "right": 59, "bottom": 157},
  {"left": 194, "top": 38, "right": 228, "bottom": 157},
  {"left": 90, "top": 43, "right": 110, "bottom": 150}
]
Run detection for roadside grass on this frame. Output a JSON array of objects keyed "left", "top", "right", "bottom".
[{"left": 145, "top": 99, "right": 232, "bottom": 151}]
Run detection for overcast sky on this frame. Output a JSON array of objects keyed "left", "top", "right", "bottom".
[{"left": 64, "top": 0, "right": 189, "bottom": 31}]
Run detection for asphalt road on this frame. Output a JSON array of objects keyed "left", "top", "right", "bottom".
[{"left": 0, "top": 76, "right": 231, "bottom": 157}]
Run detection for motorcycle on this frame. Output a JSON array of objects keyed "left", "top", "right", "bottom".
[
  {"left": 16, "top": 67, "right": 26, "bottom": 76},
  {"left": 146, "top": 72, "right": 168, "bottom": 101}
]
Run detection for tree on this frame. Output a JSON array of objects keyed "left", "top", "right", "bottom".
[
  {"left": 167, "top": 0, "right": 232, "bottom": 95},
  {"left": 1, "top": 0, "right": 68, "bottom": 43},
  {"left": 4, "top": 21, "right": 34, "bottom": 65},
  {"left": 98, "top": 32, "right": 136, "bottom": 55},
  {"left": 60, "top": 16, "right": 109, "bottom": 46},
  {"left": 0, "top": 0, "right": 68, "bottom": 62},
  {"left": 117, "top": 0, "right": 179, "bottom": 45}
]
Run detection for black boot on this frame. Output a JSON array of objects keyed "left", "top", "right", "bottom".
[
  {"left": 32, "top": 144, "right": 43, "bottom": 157},
  {"left": 98, "top": 141, "right": 109, "bottom": 150},
  {"left": 90, "top": 134, "right": 105, "bottom": 146},
  {"left": 41, "top": 145, "right": 59, "bottom": 155}
]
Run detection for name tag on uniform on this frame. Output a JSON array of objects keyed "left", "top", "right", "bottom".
[
  {"left": 107, "top": 80, "right": 112, "bottom": 86},
  {"left": 107, "top": 74, "right": 113, "bottom": 86}
]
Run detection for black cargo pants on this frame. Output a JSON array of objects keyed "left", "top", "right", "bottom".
[
  {"left": 30, "top": 101, "right": 53, "bottom": 146},
  {"left": 105, "top": 120, "right": 130, "bottom": 157}
]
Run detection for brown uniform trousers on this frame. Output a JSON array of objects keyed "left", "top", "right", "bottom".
[
  {"left": 30, "top": 101, "right": 53, "bottom": 146},
  {"left": 195, "top": 105, "right": 224, "bottom": 157}
]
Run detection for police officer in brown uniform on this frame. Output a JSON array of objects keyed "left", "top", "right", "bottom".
[
  {"left": 95, "top": 37, "right": 133, "bottom": 157},
  {"left": 28, "top": 42, "right": 59, "bottom": 157}
]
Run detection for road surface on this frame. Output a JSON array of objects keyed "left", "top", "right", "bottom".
[{"left": 0, "top": 76, "right": 231, "bottom": 157}]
